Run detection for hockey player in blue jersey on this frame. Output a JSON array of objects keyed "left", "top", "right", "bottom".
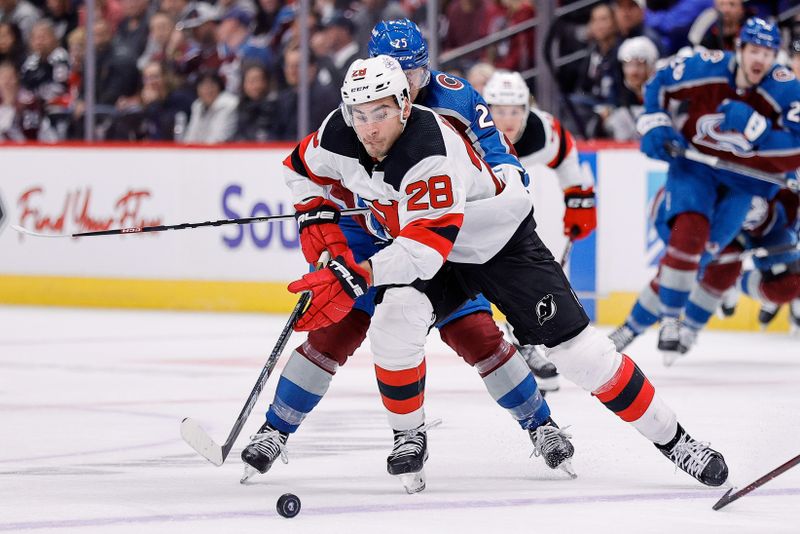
[
  {"left": 610, "top": 187, "right": 800, "bottom": 359},
  {"left": 635, "top": 17, "right": 800, "bottom": 362},
  {"left": 240, "top": 20, "right": 576, "bottom": 487}
]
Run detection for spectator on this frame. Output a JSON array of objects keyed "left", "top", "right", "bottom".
[
  {"left": 612, "top": 0, "right": 662, "bottom": 52},
  {"left": 78, "top": 0, "right": 125, "bottom": 31},
  {"left": 0, "top": 0, "right": 40, "bottom": 40},
  {"left": 42, "top": 0, "right": 77, "bottom": 47},
  {"left": 0, "top": 60, "right": 56, "bottom": 140},
  {"left": 645, "top": 0, "right": 713, "bottom": 55},
  {"left": 791, "top": 38, "right": 800, "bottom": 80},
  {"left": 216, "top": 7, "right": 271, "bottom": 94},
  {"left": 183, "top": 70, "right": 238, "bottom": 143},
  {"left": 316, "top": 12, "right": 358, "bottom": 88},
  {"left": 351, "top": 0, "right": 407, "bottom": 56},
  {"left": 270, "top": 47, "right": 339, "bottom": 139},
  {"left": 20, "top": 19, "right": 69, "bottom": 104},
  {"left": 111, "top": 61, "right": 193, "bottom": 140},
  {"left": 114, "top": 0, "right": 151, "bottom": 59},
  {"left": 137, "top": 11, "right": 173, "bottom": 69},
  {"left": 466, "top": 61, "right": 494, "bottom": 95},
  {"left": 442, "top": 0, "right": 486, "bottom": 65},
  {"left": 576, "top": 2, "right": 620, "bottom": 103},
  {"left": 92, "top": 19, "right": 140, "bottom": 105},
  {"left": 604, "top": 35, "right": 659, "bottom": 140},
  {"left": 174, "top": 3, "right": 224, "bottom": 85},
  {"left": 688, "top": 0, "right": 752, "bottom": 51},
  {"left": 233, "top": 62, "right": 274, "bottom": 140},
  {"left": 253, "top": 0, "right": 283, "bottom": 36},
  {"left": 160, "top": 0, "right": 191, "bottom": 23},
  {"left": 0, "top": 21, "right": 25, "bottom": 68},
  {"left": 494, "top": 0, "right": 535, "bottom": 71}
]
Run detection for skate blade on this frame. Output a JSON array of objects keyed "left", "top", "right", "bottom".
[
  {"left": 397, "top": 470, "right": 426, "bottom": 494},
  {"left": 557, "top": 459, "right": 578, "bottom": 479},
  {"left": 240, "top": 465, "right": 260, "bottom": 485},
  {"left": 661, "top": 351, "right": 682, "bottom": 367}
]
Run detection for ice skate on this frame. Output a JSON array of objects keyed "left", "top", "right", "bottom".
[
  {"left": 240, "top": 422, "right": 289, "bottom": 484},
  {"left": 656, "top": 425, "right": 728, "bottom": 487},
  {"left": 658, "top": 317, "right": 686, "bottom": 367},
  {"left": 529, "top": 418, "right": 576, "bottom": 478},
  {"left": 387, "top": 419, "right": 441, "bottom": 494},
  {"left": 609, "top": 323, "right": 637, "bottom": 352},
  {"left": 677, "top": 323, "right": 699, "bottom": 354},
  {"left": 758, "top": 302, "right": 780, "bottom": 330},
  {"left": 717, "top": 287, "right": 739, "bottom": 318},
  {"left": 518, "top": 344, "right": 559, "bottom": 393}
]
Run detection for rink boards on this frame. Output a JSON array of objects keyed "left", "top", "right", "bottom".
[{"left": 0, "top": 142, "right": 789, "bottom": 331}]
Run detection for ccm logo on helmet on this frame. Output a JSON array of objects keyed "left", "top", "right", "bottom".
[{"left": 436, "top": 73, "right": 464, "bottom": 91}]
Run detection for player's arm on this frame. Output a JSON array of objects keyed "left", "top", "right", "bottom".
[
  {"left": 368, "top": 158, "right": 466, "bottom": 286},
  {"left": 283, "top": 126, "right": 349, "bottom": 264}
]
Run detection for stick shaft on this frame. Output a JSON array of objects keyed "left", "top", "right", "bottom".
[{"left": 713, "top": 454, "right": 800, "bottom": 510}]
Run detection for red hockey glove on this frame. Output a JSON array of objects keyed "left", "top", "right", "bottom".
[
  {"left": 563, "top": 186, "right": 597, "bottom": 240},
  {"left": 295, "top": 197, "right": 349, "bottom": 264},
  {"left": 288, "top": 251, "right": 371, "bottom": 332}
]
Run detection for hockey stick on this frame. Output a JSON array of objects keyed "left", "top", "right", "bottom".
[
  {"left": 710, "top": 242, "right": 800, "bottom": 265},
  {"left": 560, "top": 239, "right": 574, "bottom": 269},
  {"left": 11, "top": 207, "right": 371, "bottom": 239},
  {"left": 666, "top": 144, "right": 799, "bottom": 192},
  {"left": 180, "top": 253, "right": 329, "bottom": 466},
  {"left": 712, "top": 453, "right": 800, "bottom": 510}
]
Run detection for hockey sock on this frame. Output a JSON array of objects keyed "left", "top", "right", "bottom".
[
  {"left": 375, "top": 359, "right": 426, "bottom": 431},
  {"left": 658, "top": 212, "right": 710, "bottom": 318},
  {"left": 626, "top": 280, "right": 660, "bottom": 334},
  {"left": 440, "top": 313, "right": 550, "bottom": 429}
]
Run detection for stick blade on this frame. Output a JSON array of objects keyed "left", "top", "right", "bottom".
[
  {"left": 181, "top": 417, "right": 225, "bottom": 466},
  {"left": 11, "top": 224, "right": 68, "bottom": 238},
  {"left": 712, "top": 488, "right": 735, "bottom": 511}
]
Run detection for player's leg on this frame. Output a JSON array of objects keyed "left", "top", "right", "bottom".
[
  {"left": 609, "top": 277, "right": 660, "bottom": 351},
  {"left": 241, "top": 220, "right": 380, "bottom": 479},
  {"left": 437, "top": 309, "right": 574, "bottom": 475},
  {"left": 369, "top": 285, "right": 436, "bottom": 493},
  {"left": 464, "top": 219, "right": 729, "bottom": 487}
]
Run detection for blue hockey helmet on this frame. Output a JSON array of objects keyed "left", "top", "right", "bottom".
[
  {"left": 368, "top": 19, "right": 429, "bottom": 71},
  {"left": 738, "top": 17, "right": 781, "bottom": 51}
]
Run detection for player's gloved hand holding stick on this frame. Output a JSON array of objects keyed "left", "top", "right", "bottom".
[
  {"left": 563, "top": 186, "right": 597, "bottom": 241},
  {"left": 637, "top": 112, "right": 687, "bottom": 164}
]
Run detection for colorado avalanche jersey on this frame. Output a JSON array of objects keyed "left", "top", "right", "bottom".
[
  {"left": 645, "top": 50, "right": 800, "bottom": 185},
  {"left": 417, "top": 70, "right": 527, "bottom": 183},
  {"left": 284, "top": 106, "right": 534, "bottom": 287},
  {"left": 513, "top": 108, "right": 592, "bottom": 190}
]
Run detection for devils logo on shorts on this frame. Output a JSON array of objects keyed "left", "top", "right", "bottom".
[{"left": 536, "top": 294, "right": 557, "bottom": 326}]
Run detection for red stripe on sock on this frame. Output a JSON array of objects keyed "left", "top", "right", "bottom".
[
  {"left": 381, "top": 393, "right": 425, "bottom": 414},
  {"left": 616, "top": 379, "right": 655, "bottom": 422},
  {"left": 593, "top": 355, "right": 635, "bottom": 403},
  {"left": 374, "top": 360, "right": 426, "bottom": 387}
]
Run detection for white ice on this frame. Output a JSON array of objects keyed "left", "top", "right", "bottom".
[{"left": 1, "top": 305, "right": 798, "bottom": 534}]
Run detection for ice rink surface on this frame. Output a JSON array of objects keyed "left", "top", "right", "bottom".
[{"left": 1, "top": 305, "right": 798, "bottom": 534}]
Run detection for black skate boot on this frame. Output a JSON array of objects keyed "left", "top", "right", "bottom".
[
  {"left": 656, "top": 425, "right": 728, "bottom": 487},
  {"left": 519, "top": 345, "right": 559, "bottom": 394},
  {"left": 529, "top": 418, "right": 576, "bottom": 478},
  {"left": 387, "top": 419, "right": 441, "bottom": 494},
  {"left": 718, "top": 288, "right": 739, "bottom": 318},
  {"left": 609, "top": 323, "right": 638, "bottom": 352},
  {"left": 758, "top": 302, "right": 780, "bottom": 330},
  {"left": 658, "top": 317, "right": 687, "bottom": 366},
  {"left": 240, "top": 422, "right": 289, "bottom": 483}
]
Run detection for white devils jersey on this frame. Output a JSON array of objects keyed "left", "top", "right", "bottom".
[
  {"left": 514, "top": 108, "right": 592, "bottom": 191},
  {"left": 284, "top": 105, "right": 534, "bottom": 286}
]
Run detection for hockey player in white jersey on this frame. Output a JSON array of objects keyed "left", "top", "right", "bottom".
[
  {"left": 482, "top": 70, "right": 597, "bottom": 392},
  {"left": 282, "top": 55, "right": 729, "bottom": 490}
]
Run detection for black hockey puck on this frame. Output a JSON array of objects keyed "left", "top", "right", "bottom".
[{"left": 276, "top": 493, "right": 301, "bottom": 518}]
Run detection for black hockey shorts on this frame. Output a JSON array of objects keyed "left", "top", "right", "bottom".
[{"left": 422, "top": 213, "right": 590, "bottom": 348}]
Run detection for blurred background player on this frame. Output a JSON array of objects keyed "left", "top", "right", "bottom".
[
  {"left": 636, "top": 17, "right": 800, "bottom": 362},
  {"left": 481, "top": 69, "right": 597, "bottom": 391},
  {"left": 610, "top": 187, "right": 800, "bottom": 360}
]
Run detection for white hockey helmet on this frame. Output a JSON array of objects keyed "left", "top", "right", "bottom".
[
  {"left": 341, "top": 55, "right": 411, "bottom": 127},
  {"left": 618, "top": 36, "right": 659, "bottom": 67},
  {"left": 483, "top": 71, "right": 530, "bottom": 115}
]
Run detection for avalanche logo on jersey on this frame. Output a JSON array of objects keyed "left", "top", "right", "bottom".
[
  {"left": 435, "top": 73, "right": 464, "bottom": 91},
  {"left": 693, "top": 113, "right": 755, "bottom": 158},
  {"left": 536, "top": 294, "right": 557, "bottom": 325}
]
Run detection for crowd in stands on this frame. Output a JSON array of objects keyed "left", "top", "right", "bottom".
[{"left": 0, "top": 0, "right": 798, "bottom": 142}]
